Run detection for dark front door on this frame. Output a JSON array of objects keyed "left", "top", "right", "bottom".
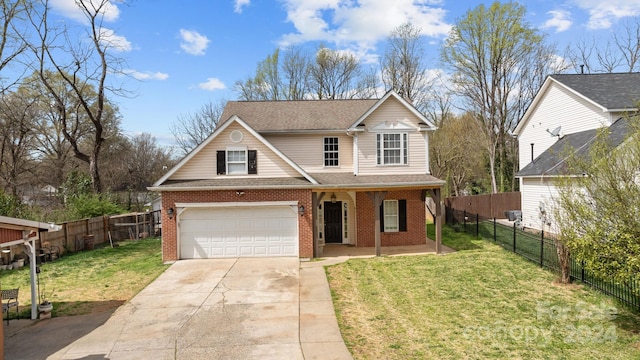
[{"left": 324, "top": 201, "right": 343, "bottom": 243}]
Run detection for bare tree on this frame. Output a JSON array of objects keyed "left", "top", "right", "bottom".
[
  {"left": 0, "top": 90, "right": 38, "bottom": 196},
  {"left": 281, "top": 46, "right": 311, "bottom": 100},
  {"left": 381, "top": 22, "right": 432, "bottom": 109},
  {"left": 568, "top": 19, "right": 640, "bottom": 73},
  {"left": 170, "top": 99, "right": 225, "bottom": 155},
  {"left": 430, "top": 112, "right": 486, "bottom": 196},
  {"left": 29, "top": 0, "right": 127, "bottom": 193},
  {"left": 612, "top": 19, "right": 640, "bottom": 72},
  {"left": 0, "top": 0, "right": 30, "bottom": 91},
  {"left": 310, "top": 45, "right": 361, "bottom": 99},
  {"left": 442, "top": 2, "right": 556, "bottom": 193}
]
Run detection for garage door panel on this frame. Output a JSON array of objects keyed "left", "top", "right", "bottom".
[{"left": 179, "top": 205, "right": 299, "bottom": 259}]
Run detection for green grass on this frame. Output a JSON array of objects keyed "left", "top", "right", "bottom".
[
  {"left": 1, "top": 238, "right": 169, "bottom": 318},
  {"left": 327, "top": 227, "right": 640, "bottom": 359}
]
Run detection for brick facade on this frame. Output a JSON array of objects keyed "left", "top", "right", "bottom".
[
  {"left": 355, "top": 190, "right": 426, "bottom": 247},
  {"left": 161, "top": 189, "right": 313, "bottom": 262}
]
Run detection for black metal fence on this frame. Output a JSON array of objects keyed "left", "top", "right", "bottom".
[{"left": 445, "top": 207, "right": 640, "bottom": 311}]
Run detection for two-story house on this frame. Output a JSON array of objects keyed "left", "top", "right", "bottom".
[
  {"left": 150, "top": 90, "right": 445, "bottom": 262},
  {"left": 514, "top": 73, "right": 640, "bottom": 232}
]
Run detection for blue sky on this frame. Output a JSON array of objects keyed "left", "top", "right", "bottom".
[{"left": 46, "top": 0, "right": 640, "bottom": 147}]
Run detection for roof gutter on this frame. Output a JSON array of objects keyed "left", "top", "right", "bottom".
[{"left": 148, "top": 180, "right": 445, "bottom": 192}]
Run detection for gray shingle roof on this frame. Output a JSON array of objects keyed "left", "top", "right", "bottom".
[
  {"left": 551, "top": 73, "right": 640, "bottom": 110},
  {"left": 516, "top": 117, "right": 630, "bottom": 177},
  {"left": 219, "top": 99, "right": 378, "bottom": 131}
]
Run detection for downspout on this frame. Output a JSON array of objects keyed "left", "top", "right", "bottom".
[{"left": 346, "top": 130, "right": 358, "bottom": 175}]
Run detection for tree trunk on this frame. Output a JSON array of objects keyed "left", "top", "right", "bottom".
[{"left": 89, "top": 155, "right": 101, "bottom": 194}]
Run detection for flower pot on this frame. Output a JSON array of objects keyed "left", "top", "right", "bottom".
[{"left": 38, "top": 302, "right": 53, "bottom": 313}]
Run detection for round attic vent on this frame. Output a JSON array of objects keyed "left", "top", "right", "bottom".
[{"left": 230, "top": 130, "right": 243, "bottom": 143}]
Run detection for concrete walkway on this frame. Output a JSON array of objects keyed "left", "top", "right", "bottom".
[{"left": 5, "top": 257, "right": 352, "bottom": 360}]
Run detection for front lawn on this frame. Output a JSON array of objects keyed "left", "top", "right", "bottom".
[
  {"left": 326, "top": 228, "right": 640, "bottom": 359},
  {"left": 1, "top": 238, "right": 168, "bottom": 318}
]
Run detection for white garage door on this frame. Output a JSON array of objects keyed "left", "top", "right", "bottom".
[{"left": 179, "top": 205, "right": 299, "bottom": 259}]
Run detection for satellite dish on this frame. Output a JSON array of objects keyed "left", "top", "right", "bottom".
[{"left": 547, "top": 126, "right": 562, "bottom": 137}]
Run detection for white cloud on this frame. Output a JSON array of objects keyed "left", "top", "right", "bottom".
[
  {"left": 126, "top": 70, "right": 169, "bottom": 81},
  {"left": 570, "top": 0, "right": 640, "bottom": 29},
  {"left": 179, "top": 29, "right": 210, "bottom": 56},
  {"left": 234, "top": 0, "right": 250, "bottom": 14},
  {"left": 99, "top": 28, "right": 132, "bottom": 52},
  {"left": 542, "top": 10, "right": 572, "bottom": 33},
  {"left": 50, "top": 0, "right": 121, "bottom": 23},
  {"left": 278, "top": 0, "right": 451, "bottom": 57},
  {"left": 198, "top": 78, "right": 226, "bottom": 91}
]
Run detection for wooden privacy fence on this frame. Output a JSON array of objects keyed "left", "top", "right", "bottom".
[
  {"left": 40, "top": 210, "right": 160, "bottom": 255},
  {"left": 445, "top": 192, "right": 521, "bottom": 219}
]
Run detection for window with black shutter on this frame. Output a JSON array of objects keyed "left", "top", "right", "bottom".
[
  {"left": 216, "top": 151, "right": 226, "bottom": 175},
  {"left": 217, "top": 149, "right": 256, "bottom": 175},
  {"left": 380, "top": 199, "right": 407, "bottom": 232},
  {"left": 248, "top": 150, "right": 257, "bottom": 174}
]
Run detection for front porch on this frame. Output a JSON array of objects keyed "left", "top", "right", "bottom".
[
  {"left": 321, "top": 240, "right": 455, "bottom": 258},
  {"left": 311, "top": 185, "right": 444, "bottom": 258}
]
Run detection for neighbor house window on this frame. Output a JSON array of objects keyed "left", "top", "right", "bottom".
[
  {"left": 376, "top": 133, "right": 408, "bottom": 165},
  {"left": 324, "top": 137, "right": 339, "bottom": 167},
  {"left": 380, "top": 199, "right": 407, "bottom": 233}
]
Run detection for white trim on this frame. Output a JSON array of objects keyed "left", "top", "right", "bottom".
[
  {"left": 175, "top": 201, "right": 298, "bottom": 208},
  {"left": 353, "top": 135, "right": 359, "bottom": 176},
  {"left": 0, "top": 215, "right": 61, "bottom": 232},
  {"left": 348, "top": 90, "right": 436, "bottom": 130}
]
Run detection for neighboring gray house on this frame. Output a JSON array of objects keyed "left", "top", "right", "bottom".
[{"left": 513, "top": 73, "right": 640, "bottom": 231}]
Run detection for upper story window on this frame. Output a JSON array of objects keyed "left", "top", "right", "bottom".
[
  {"left": 227, "top": 149, "right": 247, "bottom": 174},
  {"left": 324, "top": 137, "right": 339, "bottom": 167},
  {"left": 216, "top": 148, "right": 257, "bottom": 175},
  {"left": 376, "top": 133, "right": 408, "bottom": 165}
]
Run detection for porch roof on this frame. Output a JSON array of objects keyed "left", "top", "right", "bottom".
[{"left": 149, "top": 173, "right": 444, "bottom": 192}]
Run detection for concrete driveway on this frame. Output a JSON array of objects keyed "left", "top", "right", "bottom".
[{"left": 24, "top": 257, "right": 352, "bottom": 360}]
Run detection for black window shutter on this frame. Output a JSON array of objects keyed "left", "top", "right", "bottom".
[
  {"left": 399, "top": 199, "right": 407, "bottom": 232},
  {"left": 216, "top": 151, "right": 226, "bottom": 175},
  {"left": 248, "top": 150, "right": 257, "bottom": 174},
  {"left": 379, "top": 202, "right": 385, "bottom": 232}
]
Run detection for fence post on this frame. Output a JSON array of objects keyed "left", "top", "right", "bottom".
[
  {"left": 493, "top": 218, "right": 496, "bottom": 242},
  {"left": 476, "top": 213, "right": 479, "bottom": 239},
  {"left": 581, "top": 260, "right": 585, "bottom": 283},
  {"left": 540, "top": 230, "right": 544, "bottom": 268},
  {"left": 513, "top": 222, "right": 516, "bottom": 253},
  {"left": 463, "top": 210, "right": 467, "bottom": 232}
]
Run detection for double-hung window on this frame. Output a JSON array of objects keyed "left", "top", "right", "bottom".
[
  {"left": 324, "top": 137, "right": 339, "bottom": 167},
  {"left": 377, "top": 133, "right": 408, "bottom": 165},
  {"left": 383, "top": 200, "right": 399, "bottom": 232},
  {"left": 379, "top": 199, "right": 407, "bottom": 233},
  {"left": 226, "top": 149, "right": 247, "bottom": 174},
  {"left": 217, "top": 148, "right": 257, "bottom": 175}
]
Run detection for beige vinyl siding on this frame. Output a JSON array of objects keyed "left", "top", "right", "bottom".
[
  {"left": 356, "top": 97, "right": 428, "bottom": 175},
  {"left": 266, "top": 133, "right": 354, "bottom": 173},
  {"left": 518, "top": 83, "right": 611, "bottom": 171},
  {"left": 170, "top": 123, "right": 301, "bottom": 180},
  {"left": 520, "top": 177, "right": 562, "bottom": 232}
]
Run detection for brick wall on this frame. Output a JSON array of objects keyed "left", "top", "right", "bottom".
[
  {"left": 355, "top": 190, "right": 426, "bottom": 247},
  {"left": 161, "top": 189, "right": 313, "bottom": 262}
]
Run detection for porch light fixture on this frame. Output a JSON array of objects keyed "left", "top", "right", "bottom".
[
  {"left": 298, "top": 205, "right": 305, "bottom": 217},
  {"left": 236, "top": 190, "right": 245, "bottom": 196},
  {"left": 331, "top": 193, "right": 336, "bottom": 203},
  {"left": 167, "top": 207, "right": 174, "bottom": 219}
]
